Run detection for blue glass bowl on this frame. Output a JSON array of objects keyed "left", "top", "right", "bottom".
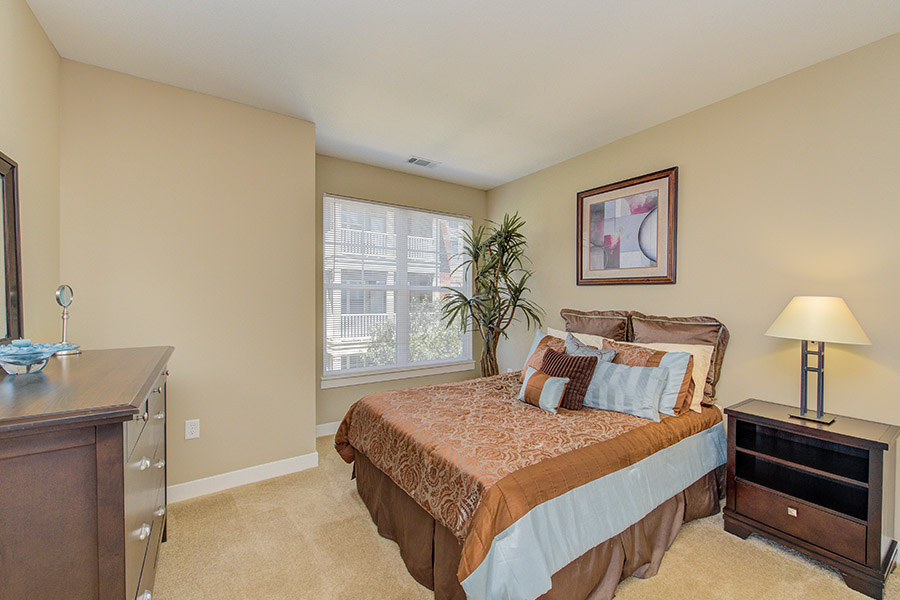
[{"left": 0, "top": 340, "right": 81, "bottom": 374}]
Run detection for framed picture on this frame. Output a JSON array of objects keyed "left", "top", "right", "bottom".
[{"left": 576, "top": 167, "right": 677, "bottom": 285}]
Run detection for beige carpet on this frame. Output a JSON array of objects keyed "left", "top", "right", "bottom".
[{"left": 155, "top": 436, "right": 898, "bottom": 600}]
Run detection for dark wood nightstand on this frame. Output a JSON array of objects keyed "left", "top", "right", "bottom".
[{"left": 724, "top": 399, "right": 899, "bottom": 599}]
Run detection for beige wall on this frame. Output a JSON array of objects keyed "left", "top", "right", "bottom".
[
  {"left": 316, "top": 155, "right": 487, "bottom": 425},
  {"left": 488, "top": 34, "right": 900, "bottom": 525},
  {"left": 59, "top": 61, "right": 317, "bottom": 485},
  {"left": 0, "top": 0, "right": 61, "bottom": 341}
]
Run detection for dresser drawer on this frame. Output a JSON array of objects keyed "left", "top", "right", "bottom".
[
  {"left": 124, "top": 431, "right": 166, "bottom": 598},
  {"left": 736, "top": 480, "right": 866, "bottom": 563}
]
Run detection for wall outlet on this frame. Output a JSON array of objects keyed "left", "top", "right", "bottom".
[
  {"left": 185, "top": 419, "right": 200, "bottom": 440},
  {"left": 506, "top": 368, "right": 514, "bottom": 373}
]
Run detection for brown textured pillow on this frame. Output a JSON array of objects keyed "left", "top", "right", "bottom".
[
  {"left": 521, "top": 334, "right": 566, "bottom": 380},
  {"left": 629, "top": 312, "right": 730, "bottom": 404},
  {"left": 560, "top": 308, "right": 629, "bottom": 341},
  {"left": 540, "top": 348, "right": 597, "bottom": 410}
]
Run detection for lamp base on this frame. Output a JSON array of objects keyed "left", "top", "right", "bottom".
[{"left": 789, "top": 410, "right": 836, "bottom": 425}]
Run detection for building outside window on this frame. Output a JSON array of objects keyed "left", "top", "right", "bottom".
[{"left": 323, "top": 194, "right": 472, "bottom": 383}]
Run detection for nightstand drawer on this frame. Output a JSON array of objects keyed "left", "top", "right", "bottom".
[{"left": 736, "top": 480, "right": 866, "bottom": 563}]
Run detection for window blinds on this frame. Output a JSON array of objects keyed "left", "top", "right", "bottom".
[{"left": 323, "top": 194, "right": 472, "bottom": 375}]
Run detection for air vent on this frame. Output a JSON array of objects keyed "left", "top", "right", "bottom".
[{"left": 407, "top": 156, "right": 441, "bottom": 169}]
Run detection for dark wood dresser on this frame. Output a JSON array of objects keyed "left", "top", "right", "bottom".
[
  {"left": 724, "top": 398, "right": 898, "bottom": 599},
  {"left": 0, "top": 346, "right": 173, "bottom": 600}
]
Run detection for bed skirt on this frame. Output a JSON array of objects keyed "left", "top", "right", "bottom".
[{"left": 354, "top": 450, "right": 725, "bottom": 600}]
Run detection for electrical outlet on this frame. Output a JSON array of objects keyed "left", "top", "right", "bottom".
[
  {"left": 506, "top": 368, "right": 514, "bottom": 373},
  {"left": 185, "top": 419, "right": 200, "bottom": 440}
]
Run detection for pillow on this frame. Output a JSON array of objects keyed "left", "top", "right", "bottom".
[
  {"left": 518, "top": 367, "right": 569, "bottom": 414},
  {"left": 628, "top": 341, "right": 713, "bottom": 414},
  {"left": 560, "top": 308, "right": 629, "bottom": 341},
  {"left": 539, "top": 348, "right": 598, "bottom": 411},
  {"left": 581, "top": 361, "right": 667, "bottom": 422},
  {"left": 522, "top": 330, "right": 565, "bottom": 380},
  {"left": 549, "top": 327, "right": 609, "bottom": 350},
  {"left": 602, "top": 339, "right": 694, "bottom": 416},
  {"left": 564, "top": 333, "right": 617, "bottom": 363},
  {"left": 629, "top": 312, "right": 729, "bottom": 404}
]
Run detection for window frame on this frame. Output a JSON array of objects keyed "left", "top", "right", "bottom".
[{"left": 321, "top": 193, "right": 474, "bottom": 388}]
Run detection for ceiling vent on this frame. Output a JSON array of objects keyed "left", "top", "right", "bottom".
[{"left": 407, "top": 156, "right": 441, "bottom": 169}]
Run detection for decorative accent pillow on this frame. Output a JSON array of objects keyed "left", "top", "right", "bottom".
[
  {"left": 628, "top": 341, "right": 714, "bottom": 414},
  {"left": 560, "top": 308, "right": 629, "bottom": 341},
  {"left": 581, "top": 361, "right": 667, "bottom": 422},
  {"left": 539, "top": 348, "right": 598, "bottom": 411},
  {"left": 629, "top": 312, "right": 729, "bottom": 404},
  {"left": 602, "top": 339, "right": 694, "bottom": 416},
  {"left": 548, "top": 327, "right": 609, "bottom": 350},
  {"left": 521, "top": 330, "right": 565, "bottom": 380},
  {"left": 518, "top": 367, "right": 569, "bottom": 414},
  {"left": 564, "top": 333, "right": 617, "bottom": 362},
  {"left": 603, "top": 338, "right": 667, "bottom": 367}
]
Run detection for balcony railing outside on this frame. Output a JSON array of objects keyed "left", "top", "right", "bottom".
[{"left": 336, "top": 313, "right": 392, "bottom": 340}]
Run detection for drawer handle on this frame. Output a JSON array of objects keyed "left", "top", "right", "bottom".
[
  {"left": 154, "top": 411, "right": 166, "bottom": 420},
  {"left": 134, "top": 410, "right": 149, "bottom": 422},
  {"left": 154, "top": 459, "right": 166, "bottom": 469},
  {"left": 153, "top": 386, "right": 164, "bottom": 394},
  {"left": 140, "top": 591, "right": 153, "bottom": 600},
  {"left": 787, "top": 507, "right": 798, "bottom": 517},
  {"left": 165, "top": 369, "right": 170, "bottom": 376},
  {"left": 155, "top": 506, "right": 167, "bottom": 518},
  {"left": 138, "top": 456, "right": 151, "bottom": 471},
  {"left": 136, "top": 523, "right": 151, "bottom": 541}
]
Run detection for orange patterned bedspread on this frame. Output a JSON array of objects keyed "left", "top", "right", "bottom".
[{"left": 334, "top": 373, "right": 652, "bottom": 540}]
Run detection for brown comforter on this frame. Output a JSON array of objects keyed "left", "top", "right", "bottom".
[{"left": 335, "top": 373, "right": 722, "bottom": 589}]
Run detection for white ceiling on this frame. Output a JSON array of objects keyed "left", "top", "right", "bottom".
[{"left": 27, "top": 0, "right": 900, "bottom": 189}]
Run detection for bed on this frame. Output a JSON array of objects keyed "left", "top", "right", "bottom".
[{"left": 335, "top": 310, "right": 729, "bottom": 600}]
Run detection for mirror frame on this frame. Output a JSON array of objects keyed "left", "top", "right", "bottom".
[{"left": 0, "top": 151, "right": 23, "bottom": 342}]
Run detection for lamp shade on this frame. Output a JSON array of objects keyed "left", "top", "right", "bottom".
[{"left": 765, "top": 296, "right": 870, "bottom": 345}]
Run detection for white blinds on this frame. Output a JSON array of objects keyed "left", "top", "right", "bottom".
[{"left": 323, "top": 194, "right": 472, "bottom": 375}]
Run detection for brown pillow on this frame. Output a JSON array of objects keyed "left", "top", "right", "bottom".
[
  {"left": 560, "top": 308, "right": 629, "bottom": 341},
  {"left": 540, "top": 348, "right": 597, "bottom": 411},
  {"left": 521, "top": 334, "right": 566, "bottom": 380},
  {"left": 629, "top": 312, "right": 730, "bottom": 404}
]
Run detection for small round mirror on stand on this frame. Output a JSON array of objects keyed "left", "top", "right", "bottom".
[{"left": 55, "top": 285, "right": 81, "bottom": 356}]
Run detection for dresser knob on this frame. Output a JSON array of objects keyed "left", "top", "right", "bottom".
[
  {"left": 787, "top": 507, "right": 798, "bottom": 517},
  {"left": 154, "top": 411, "right": 165, "bottom": 420},
  {"left": 155, "top": 459, "right": 166, "bottom": 469},
  {"left": 138, "top": 457, "right": 151, "bottom": 471},
  {"left": 154, "top": 506, "right": 166, "bottom": 518},
  {"left": 140, "top": 590, "right": 152, "bottom": 600},
  {"left": 136, "top": 523, "right": 151, "bottom": 541},
  {"left": 164, "top": 369, "right": 170, "bottom": 376},
  {"left": 153, "top": 386, "right": 164, "bottom": 394}
]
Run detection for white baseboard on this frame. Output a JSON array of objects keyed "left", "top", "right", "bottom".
[
  {"left": 316, "top": 421, "right": 340, "bottom": 437},
  {"left": 167, "top": 451, "right": 319, "bottom": 503}
]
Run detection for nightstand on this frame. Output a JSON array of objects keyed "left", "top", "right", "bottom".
[{"left": 724, "top": 399, "right": 899, "bottom": 599}]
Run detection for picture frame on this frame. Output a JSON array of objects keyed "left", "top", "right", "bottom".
[{"left": 576, "top": 167, "right": 677, "bottom": 285}]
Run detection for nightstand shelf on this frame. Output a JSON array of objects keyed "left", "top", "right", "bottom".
[{"left": 724, "top": 399, "right": 899, "bottom": 600}]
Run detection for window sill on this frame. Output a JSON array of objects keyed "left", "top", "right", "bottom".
[{"left": 320, "top": 360, "right": 477, "bottom": 389}]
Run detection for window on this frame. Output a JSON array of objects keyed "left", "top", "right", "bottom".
[{"left": 323, "top": 194, "right": 472, "bottom": 384}]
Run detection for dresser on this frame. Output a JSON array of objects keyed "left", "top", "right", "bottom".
[
  {"left": 0, "top": 346, "right": 174, "bottom": 600},
  {"left": 724, "top": 399, "right": 898, "bottom": 599}
]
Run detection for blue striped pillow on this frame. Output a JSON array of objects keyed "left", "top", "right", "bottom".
[{"left": 582, "top": 360, "right": 667, "bottom": 421}]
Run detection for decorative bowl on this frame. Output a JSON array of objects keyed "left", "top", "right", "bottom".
[{"left": 0, "top": 340, "right": 81, "bottom": 375}]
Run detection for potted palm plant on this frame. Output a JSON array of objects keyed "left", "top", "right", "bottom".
[{"left": 441, "top": 213, "right": 543, "bottom": 377}]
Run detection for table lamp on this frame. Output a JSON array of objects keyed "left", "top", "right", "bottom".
[{"left": 765, "top": 296, "right": 870, "bottom": 425}]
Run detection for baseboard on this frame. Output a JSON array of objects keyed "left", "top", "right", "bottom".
[
  {"left": 167, "top": 451, "right": 319, "bottom": 503},
  {"left": 316, "top": 421, "right": 340, "bottom": 437}
]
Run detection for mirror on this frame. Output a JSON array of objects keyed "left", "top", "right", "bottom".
[
  {"left": 56, "top": 285, "right": 73, "bottom": 307},
  {"left": 0, "top": 152, "right": 22, "bottom": 342}
]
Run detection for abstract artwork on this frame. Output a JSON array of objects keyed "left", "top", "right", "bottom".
[{"left": 577, "top": 168, "right": 677, "bottom": 285}]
